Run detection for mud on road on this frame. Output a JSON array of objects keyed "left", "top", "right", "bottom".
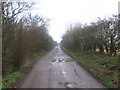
[{"left": 18, "top": 46, "right": 106, "bottom": 88}]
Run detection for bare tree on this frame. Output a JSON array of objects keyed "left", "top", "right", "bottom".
[{"left": 61, "top": 15, "right": 119, "bottom": 56}]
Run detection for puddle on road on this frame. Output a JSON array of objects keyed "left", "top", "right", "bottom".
[
  {"left": 66, "top": 83, "right": 73, "bottom": 88},
  {"left": 59, "top": 82, "right": 77, "bottom": 88},
  {"left": 62, "top": 71, "right": 67, "bottom": 78},
  {"left": 52, "top": 57, "right": 74, "bottom": 63}
]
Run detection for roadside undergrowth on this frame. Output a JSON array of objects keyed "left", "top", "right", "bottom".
[
  {"left": 2, "top": 50, "right": 48, "bottom": 88},
  {"left": 62, "top": 47, "right": 118, "bottom": 88}
]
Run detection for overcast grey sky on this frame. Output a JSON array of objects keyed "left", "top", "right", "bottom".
[{"left": 29, "top": 0, "right": 119, "bottom": 43}]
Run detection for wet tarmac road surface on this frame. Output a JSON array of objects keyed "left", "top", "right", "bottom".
[{"left": 19, "top": 46, "right": 106, "bottom": 88}]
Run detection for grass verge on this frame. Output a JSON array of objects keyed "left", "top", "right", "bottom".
[
  {"left": 62, "top": 48, "right": 118, "bottom": 88},
  {"left": 2, "top": 71, "right": 21, "bottom": 88}
]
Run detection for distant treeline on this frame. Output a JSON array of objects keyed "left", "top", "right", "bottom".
[
  {"left": 2, "top": 2, "right": 54, "bottom": 76},
  {"left": 61, "top": 15, "right": 119, "bottom": 56}
]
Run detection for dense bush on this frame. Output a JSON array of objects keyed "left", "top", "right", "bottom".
[{"left": 2, "top": 2, "right": 54, "bottom": 76}]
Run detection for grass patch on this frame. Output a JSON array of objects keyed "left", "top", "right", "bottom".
[
  {"left": 2, "top": 71, "right": 21, "bottom": 88},
  {"left": 32, "top": 51, "right": 47, "bottom": 62},
  {"left": 62, "top": 48, "right": 118, "bottom": 88}
]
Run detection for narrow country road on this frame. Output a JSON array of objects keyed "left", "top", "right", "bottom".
[{"left": 19, "top": 46, "right": 106, "bottom": 88}]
